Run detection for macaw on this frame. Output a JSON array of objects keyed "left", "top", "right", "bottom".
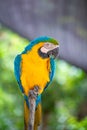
[{"left": 14, "top": 36, "right": 59, "bottom": 130}]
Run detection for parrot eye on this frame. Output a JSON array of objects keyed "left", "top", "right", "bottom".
[
  {"left": 45, "top": 43, "right": 50, "bottom": 47},
  {"left": 44, "top": 42, "right": 52, "bottom": 49}
]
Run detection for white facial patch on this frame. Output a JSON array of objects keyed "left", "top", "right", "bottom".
[
  {"left": 40, "top": 46, "right": 48, "bottom": 53},
  {"left": 41, "top": 42, "right": 59, "bottom": 54}
]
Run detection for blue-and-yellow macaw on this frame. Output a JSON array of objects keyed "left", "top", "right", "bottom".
[{"left": 14, "top": 36, "right": 59, "bottom": 130}]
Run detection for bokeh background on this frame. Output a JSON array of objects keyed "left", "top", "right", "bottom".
[{"left": 0, "top": 0, "right": 87, "bottom": 130}]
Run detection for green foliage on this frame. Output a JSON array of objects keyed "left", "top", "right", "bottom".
[
  {"left": 42, "top": 60, "right": 87, "bottom": 130},
  {"left": 0, "top": 26, "right": 28, "bottom": 130},
  {"left": 0, "top": 26, "right": 87, "bottom": 130}
]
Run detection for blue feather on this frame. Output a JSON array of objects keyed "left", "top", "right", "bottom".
[
  {"left": 50, "top": 57, "right": 55, "bottom": 81},
  {"left": 45, "top": 57, "right": 55, "bottom": 89},
  {"left": 14, "top": 54, "right": 24, "bottom": 93}
]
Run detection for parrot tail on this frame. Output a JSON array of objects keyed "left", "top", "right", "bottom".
[{"left": 24, "top": 100, "right": 42, "bottom": 130}]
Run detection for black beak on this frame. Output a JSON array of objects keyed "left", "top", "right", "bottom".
[{"left": 47, "top": 46, "right": 59, "bottom": 58}]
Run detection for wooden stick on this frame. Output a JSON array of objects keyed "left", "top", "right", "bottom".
[
  {"left": 28, "top": 86, "right": 39, "bottom": 130},
  {"left": 28, "top": 97, "right": 36, "bottom": 130}
]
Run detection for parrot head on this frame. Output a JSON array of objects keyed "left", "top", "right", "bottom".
[
  {"left": 37, "top": 36, "right": 59, "bottom": 59},
  {"left": 23, "top": 36, "right": 59, "bottom": 59}
]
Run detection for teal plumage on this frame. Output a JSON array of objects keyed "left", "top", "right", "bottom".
[{"left": 14, "top": 54, "right": 24, "bottom": 93}]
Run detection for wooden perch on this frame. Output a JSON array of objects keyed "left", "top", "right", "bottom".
[{"left": 28, "top": 86, "right": 39, "bottom": 130}]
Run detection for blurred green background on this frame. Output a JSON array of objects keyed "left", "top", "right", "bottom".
[{"left": 0, "top": 26, "right": 87, "bottom": 130}]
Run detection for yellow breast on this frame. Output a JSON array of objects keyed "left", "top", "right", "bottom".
[{"left": 20, "top": 42, "right": 50, "bottom": 95}]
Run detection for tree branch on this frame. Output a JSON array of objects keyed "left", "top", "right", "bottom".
[{"left": 28, "top": 86, "right": 39, "bottom": 130}]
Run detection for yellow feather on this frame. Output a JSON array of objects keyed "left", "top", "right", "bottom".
[
  {"left": 24, "top": 101, "right": 29, "bottom": 130},
  {"left": 20, "top": 42, "right": 50, "bottom": 95},
  {"left": 34, "top": 103, "right": 42, "bottom": 130}
]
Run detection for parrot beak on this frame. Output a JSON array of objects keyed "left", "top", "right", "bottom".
[{"left": 47, "top": 45, "right": 59, "bottom": 58}]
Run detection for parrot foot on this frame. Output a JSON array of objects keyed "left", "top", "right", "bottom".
[{"left": 29, "top": 86, "right": 39, "bottom": 99}]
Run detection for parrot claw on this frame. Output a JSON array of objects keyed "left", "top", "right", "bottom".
[{"left": 29, "top": 86, "right": 39, "bottom": 99}]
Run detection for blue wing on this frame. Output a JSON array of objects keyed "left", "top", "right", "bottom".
[
  {"left": 45, "top": 57, "right": 55, "bottom": 89},
  {"left": 50, "top": 58, "right": 55, "bottom": 82},
  {"left": 14, "top": 54, "right": 24, "bottom": 93}
]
